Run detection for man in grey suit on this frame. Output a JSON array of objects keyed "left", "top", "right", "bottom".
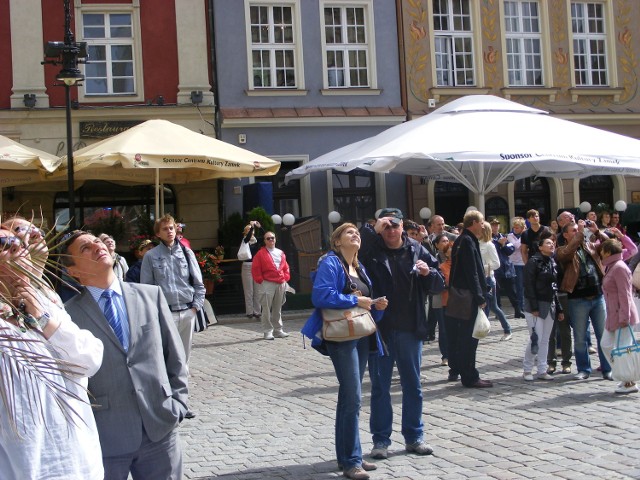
[{"left": 61, "top": 230, "right": 189, "bottom": 480}]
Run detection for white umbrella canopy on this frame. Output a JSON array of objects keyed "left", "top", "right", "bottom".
[
  {"left": 286, "top": 95, "right": 640, "bottom": 210},
  {"left": 0, "top": 135, "right": 61, "bottom": 188}
]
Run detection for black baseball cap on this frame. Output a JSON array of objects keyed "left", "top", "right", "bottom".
[{"left": 379, "top": 208, "right": 404, "bottom": 225}]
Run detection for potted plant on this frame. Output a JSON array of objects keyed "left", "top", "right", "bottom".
[{"left": 196, "top": 250, "right": 224, "bottom": 294}]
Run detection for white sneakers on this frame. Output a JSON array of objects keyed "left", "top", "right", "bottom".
[
  {"left": 264, "top": 331, "right": 290, "bottom": 340},
  {"left": 523, "top": 372, "right": 554, "bottom": 381},
  {"left": 615, "top": 382, "right": 639, "bottom": 394},
  {"left": 501, "top": 333, "right": 513, "bottom": 341}
]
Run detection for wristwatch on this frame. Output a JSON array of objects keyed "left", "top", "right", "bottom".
[{"left": 36, "top": 312, "right": 51, "bottom": 330}]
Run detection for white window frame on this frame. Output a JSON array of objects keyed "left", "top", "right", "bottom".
[
  {"left": 504, "top": 1, "right": 544, "bottom": 86},
  {"left": 570, "top": 1, "right": 609, "bottom": 86},
  {"left": 244, "top": 0, "right": 305, "bottom": 91},
  {"left": 319, "top": 1, "right": 377, "bottom": 90},
  {"left": 75, "top": 3, "right": 144, "bottom": 103},
  {"left": 432, "top": 0, "right": 476, "bottom": 87}
]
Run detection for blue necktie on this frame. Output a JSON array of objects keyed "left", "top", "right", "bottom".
[{"left": 102, "top": 289, "right": 125, "bottom": 348}]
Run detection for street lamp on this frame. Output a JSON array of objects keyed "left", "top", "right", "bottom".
[{"left": 43, "top": 0, "right": 88, "bottom": 229}]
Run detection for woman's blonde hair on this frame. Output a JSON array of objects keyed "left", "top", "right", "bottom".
[
  {"left": 330, "top": 223, "right": 360, "bottom": 268},
  {"left": 511, "top": 216, "right": 526, "bottom": 228},
  {"left": 480, "top": 221, "right": 492, "bottom": 242}
]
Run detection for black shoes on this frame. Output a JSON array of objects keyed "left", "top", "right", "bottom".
[
  {"left": 466, "top": 379, "right": 493, "bottom": 388},
  {"left": 185, "top": 410, "right": 196, "bottom": 419}
]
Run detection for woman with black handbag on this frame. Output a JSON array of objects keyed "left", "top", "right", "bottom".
[
  {"left": 301, "top": 223, "right": 387, "bottom": 480},
  {"left": 522, "top": 237, "right": 563, "bottom": 382}
]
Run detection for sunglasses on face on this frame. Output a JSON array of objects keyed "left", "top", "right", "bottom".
[
  {"left": 0, "top": 236, "right": 24, "bottom": 248},
  {"left": 265, "top": 237, "right": 275, "bottom": 241},
  {"left": 384, "top": 223, "right": 401, "bottom": 230},
  {"left": 14, "top": 225, "right": 44, "bottom": 237}
]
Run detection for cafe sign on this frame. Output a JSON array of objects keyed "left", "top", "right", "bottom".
[{"left": 80, "top": 121, "right": 142, "bottom": 138}]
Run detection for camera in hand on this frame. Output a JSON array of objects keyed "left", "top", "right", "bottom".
[
  {"left": 530, "top": 328, "right": 539, "bottom": 355},
  {"left": 585, "top": 220, "right": 593, "bottom": 227}
]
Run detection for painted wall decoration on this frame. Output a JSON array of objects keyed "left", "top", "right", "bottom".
[{"left": 402, "top": 0, "right": 639, "bottom": 113}]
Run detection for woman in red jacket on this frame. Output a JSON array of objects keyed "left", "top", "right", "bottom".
[{"left": 251, "top": 231, "right": 291, "bottom": 340}]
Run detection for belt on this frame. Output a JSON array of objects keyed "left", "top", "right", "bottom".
[{"left": 170, "top": 305, "right": 191, "bottom": 312}]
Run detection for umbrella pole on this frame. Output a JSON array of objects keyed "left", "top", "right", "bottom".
[{"left": 155, "top": 169, "right": 160, "bottom": 219}]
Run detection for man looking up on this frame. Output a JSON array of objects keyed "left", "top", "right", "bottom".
[
  {"left": 61, "top": 230, "right": 189, "bottom": 479},
  {"left": 520, "top": 209, "right": 548, "bottom": 264},
  {"left": 359, "top": 208, "right": 442, "bottom": 460},
  {"left": 251, "top": 231, "right": 291, "bottom": 340}
]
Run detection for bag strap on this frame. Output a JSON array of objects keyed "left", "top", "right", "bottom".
[
  {"left": 178, "top": 242, "right": 195, "bottom": 286},
  {"left": 616, "top": 325, "right": 639, "bottom": 349}
]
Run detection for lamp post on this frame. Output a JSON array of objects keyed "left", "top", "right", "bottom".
[{"left": 43, "top": 0, "right": 87, "bottom": 229}]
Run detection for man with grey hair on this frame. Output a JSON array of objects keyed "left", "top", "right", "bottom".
[{"left": 446, "top": 210, "right": 492, "bottom": 388}]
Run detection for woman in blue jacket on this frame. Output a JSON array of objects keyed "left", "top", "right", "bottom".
[{"left": 302, "top": 223, "right": 387, "bottom": 480}]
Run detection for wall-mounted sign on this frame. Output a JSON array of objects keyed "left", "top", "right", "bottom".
[{"left": 79, "top": 121, "right": 142, "bottom": 138}]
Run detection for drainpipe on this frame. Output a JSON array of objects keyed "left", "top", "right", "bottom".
[
  {"left": 208, "top": 0, "right": 221, "bottom": 140},
  {"left": 208, "top": 0, "right": 226, "bottom": 225}
]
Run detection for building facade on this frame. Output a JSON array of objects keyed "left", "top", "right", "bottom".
[
  {"left": 398, "top": 0, "right": 640, "bottom": 227},
  {"left": 0, "top": 0, "right": 217, "bottom": 249},
  {"left": 212, "top": 0, "right": 407, "bottom": 231}
]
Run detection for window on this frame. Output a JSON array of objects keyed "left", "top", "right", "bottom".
[
  {"left": 248, "top": 3, "right": 299, "bottom": 88},
  {"left": 82, "top": 12, "right": 135, "bottom": 95},
  {"left": 332, "top": 170, "right": 376, "bottom": 226},
  {"left": 504, "top": 1, "right": 543, "bottom": 86},
  {"left": 579, "top": 175, "right": 613, "bottom": 210},
  {"left": 514, "top": 176, "right": 550, "bottom": 224},
  {"left": 571, "top": 2, "right": 608, "bottom": 86},
  {"left": 54, "top": 181, "right": 175, "bottom": 241},
  {"left": 255, "top": 161, "right": 302, "bottom": 217},
  {"left": 433, "top": 0, "right": 475, "bottom": 86},
  {"left": 322, "top": 5, "right": 371, "bottom": 88}
]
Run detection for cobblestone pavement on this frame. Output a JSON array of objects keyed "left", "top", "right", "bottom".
[{"left": 179, "top": 310, "right": 640, "bottom": 480}]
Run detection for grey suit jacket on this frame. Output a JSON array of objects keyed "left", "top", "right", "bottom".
[{"left": 65, "top": 281, "right": 189, "bottom": 457}]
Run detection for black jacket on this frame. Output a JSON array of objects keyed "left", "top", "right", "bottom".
[
  {"left": 358, "top": 224, "right": 443, "bottom": 340},
  {"left": 523, "top": 252, "right": 562, "bottom": 314},
  {"left": 450, "top": 228, "right": 487, "bottom": 306}
]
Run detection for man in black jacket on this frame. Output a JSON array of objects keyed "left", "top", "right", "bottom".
[
  {"left": 359, "top": 208, "right": 443, "bottom": 461},
  {"left": 447, "top": 210, "right": 492, "bottom": 388}
]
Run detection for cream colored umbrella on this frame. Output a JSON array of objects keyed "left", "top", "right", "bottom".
[
  {"left": 50, "top": 119, "right": 280, "bottom": 214},
  {"left": 0, "top": 135, "right": 62, "bottom": 212}
]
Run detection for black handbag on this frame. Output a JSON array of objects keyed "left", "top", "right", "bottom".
[
  {"left": 445, "top": 250, "right": 475, "bottom": 320},
  {"left": 446, "top": 286, "right": 474, "bottom": 320}
]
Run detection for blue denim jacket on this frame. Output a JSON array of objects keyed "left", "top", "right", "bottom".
[{"left": 300, "top": 251, "right": 385, "bottom": 355}]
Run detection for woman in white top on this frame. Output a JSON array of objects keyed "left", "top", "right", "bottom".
[
  {"left": 479, "top": 221, "right": 513, "bottom": 340},
  {"left": 0, "top": 222, "right": 105, "bottom": 480},
  {"left": 507, "top": 217, "right": 526, "bottom": 317}
]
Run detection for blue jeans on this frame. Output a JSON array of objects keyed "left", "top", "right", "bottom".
[
  {"left": 513, "top": 265, "right": 525, "bottom": 312},
  {"left": 326, "top": 337, "right": 370, "bottom": 469},
  {"left": 484, "top": 277, "right": 511, "bottom": 334},
  {"left": 568, "top": 295, "right": 611, "bottom": 374},
  {"left": 368, "top": 329, "right": 424, "bottom": 446}
]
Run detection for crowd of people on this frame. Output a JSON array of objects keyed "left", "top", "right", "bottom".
[
  {"left": 2, "top": 205, "right": 639, "bottom": 480},
  {"left": 302, "top": 206, "right": 640, "bottom": 479}
]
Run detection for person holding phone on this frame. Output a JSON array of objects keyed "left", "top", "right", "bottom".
[{"left": 302, "top": 223, "right": 387, "bottom": 479}]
